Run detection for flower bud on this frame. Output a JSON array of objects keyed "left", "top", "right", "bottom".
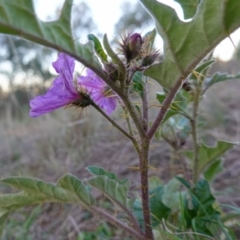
[
  {"left": 141, "top": 52, "right": 159, "bottom": 67},
  {"left": 125, "top": 33, "right": 143, "bottom": 61}
]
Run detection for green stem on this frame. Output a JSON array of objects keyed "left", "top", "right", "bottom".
[
  {"left": 191, "top": 87, "right": 201, "bottom": 184},
  {"left": 91, "top": 101, "right": 136, "bottom": 143}
]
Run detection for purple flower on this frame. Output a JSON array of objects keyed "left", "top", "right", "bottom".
[
  {"left": 29, "top": 53, "right": 81, "bottom": 117},
  {"left": 78, "top": 69, "right": 118, "bottom": 115},
  {"left": 30, "top": 53, "right": 118, "bottom": 117}
]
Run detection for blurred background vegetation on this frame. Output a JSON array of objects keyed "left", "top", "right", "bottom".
[{"left": 0, "top": 1, "right": 240, "bottom": 239}]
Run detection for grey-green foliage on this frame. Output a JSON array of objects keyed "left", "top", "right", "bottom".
[
  {"left": 0, "top": 0, "right": 102, "bottom": 74},
  {"left": 0, "top": 174, "right": 95, "bottom": 237},
  {"left": 140, "top": 0, "right": 240, "bottom": 88}
]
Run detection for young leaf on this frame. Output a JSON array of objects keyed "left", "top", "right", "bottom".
[
  {"left": 204, "top": 72, "right": 240, "bottom": 92},
  {"left": 88, "top": 34, "right": 108, "bottom": 62},
  {"left": 0, "top": 0, "right": 101, "bottom": 72},
  {"left": 183, "top": 140, "right": 235, "bottom": 177},
  {"left": 132, "top": 71, "right": 145, "bottom": 97},
  {"left": 140, "top": 0, "right": 240, "bottom": 88}
]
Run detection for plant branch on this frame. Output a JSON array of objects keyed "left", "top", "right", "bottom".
[
  {"left": 142, "top": 77, "right": 149, "bottom": 131},
  {"left": 147, "top": 78, "right": 184, "bottom": 140},
  {"left": 91, "top": 206, "right": 145, "bottom": 240},
  {"left": 91, "top": 101, "right": 136, "bottom": 142},
  {"left": 139, "top": 138, "right": 154, "bottom": 240}
]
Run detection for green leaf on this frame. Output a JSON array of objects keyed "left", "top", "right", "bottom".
[
  {"left": 189, "top": 59, "right": 215, "bottom": 82},
  {"left": 88, "top": 34, "right": 108, "bottom": 62},
  {"left": 156, "top": 90, "right": 192, "bottom": 121},
  {"left": 0, "top": 0, "right": 101, "bottom": 72},
  {"left": 204, "top": 159, "right": 224, "bottom": 182},
  {"left": 0, "top": 192, "right": 45, "bottom": 209},
  {"left": 173, "top": 0, "right": 200, "bottom": 19},
  {"left": 162, "top": 178, "right": 182, "bottom": 212},
  {"left": 143, "top": 29, "right": 156, "bottom": 51},
  {"left": 186, "top": 179, "right": 220, "bottom": 236},
  {"left": 1, "top": 174, "right": 95, "bottom": 207},
  {"left": 87, "top": 167, "right": 132, "bottom": 209},
  {"left": 183, "top": 140, "right": 235, "bottom": 177},
  {"left": 175, "top": 176, "right": 191, "bottom": 189},
  {"left": 57, "top": 173, "right": 95, "bottom": 206},
  {"left": 0, "top": 209, "right": 9, "bottom": 238},
  {"left": 132, "top": 71, "right": 145, "bottom": 97},
  {"left": 140, "top": 0, "right": 240, "bottom": 88},
  {"left": 204, "top": 72, "right": 240, "bottom": 91},
  {"left": 86, "top": 166, "right": 128, "bottom": 185},
  {"left": 150, "top": 187, "right": 171, "bottom": 226},
  {"left": 133, "top": 186, "right": 171, "bottom": 228}
]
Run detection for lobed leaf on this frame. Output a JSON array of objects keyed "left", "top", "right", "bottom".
[
  {"left": 174, "top": 0, "right": 200, "bottom": 19},
  {"left": 0, "top": 0, "right": 101, "bottom": 72},
  {"left": 86, "top": 166, "right": 128, "bottom": 185},
  {"left": 87, "top": 175, "right": 132, "bottom": 209},
  {"left": 1, "top": 174, "right": 95, "bottom": 207},
  {"left": 140, "top": 0, "right": 240, "bottom": 88}
]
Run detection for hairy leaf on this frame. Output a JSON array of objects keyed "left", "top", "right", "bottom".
[
  {"left": 204, "top": 72, "right": 240, "bottom": 92},
  {"left": 140, "top": 0, "right": 240, "bottom": 88},
  {"left": 87, "top": 175, "right": 132, "bottom": 209},
  {"left": 1, "top": 174, "right": 94, "bottom": 207},
  {"left": 87, "top": 166, "right": 131, "bottom": 209},
  {"left": 0, "top": 0, "right": 101, "bottom": 72}
]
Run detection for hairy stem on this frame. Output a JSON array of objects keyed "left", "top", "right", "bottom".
[
  {"left": 147, "top": 78, "right": 184, "bottom": 140},
  {"left": 142, "top": 77, "right": 149, "bottom": 131},
  {"left": 139, "top": 138, "right": 154, "bottom": 240},
  {"left": 91, "top": 101, "right": 140, "bottom": 150},
  {"left": 191, "top": 87, "right": 201, "bottom": 183},
  {"left": 91, "top": 206, "right": 145, "bottom": 240}
]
